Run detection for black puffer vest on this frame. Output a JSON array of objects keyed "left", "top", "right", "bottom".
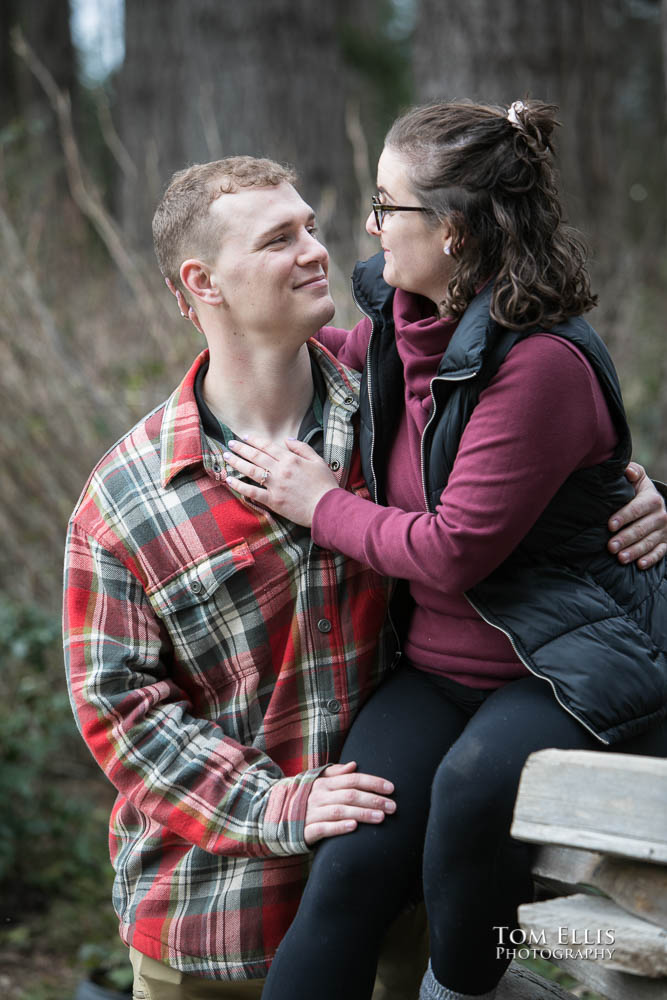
[{"left": 353, "top": 252, "right": 667, "bottom": 744}]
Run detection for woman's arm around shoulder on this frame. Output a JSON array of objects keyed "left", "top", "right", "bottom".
[{"left": 314, "top": 316, "right": 372, "bottom": 371}]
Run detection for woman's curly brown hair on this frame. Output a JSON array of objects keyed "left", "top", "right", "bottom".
[{"left": 385, "top": 100, "right": 597, "bottom": 329}]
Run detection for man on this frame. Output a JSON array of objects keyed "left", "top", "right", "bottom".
[
  {"left": 64, "top": 157, "right": 399, "bottom": 998},
  {"left": 64, "top": 156, "right": 666, "bottom": 998}
]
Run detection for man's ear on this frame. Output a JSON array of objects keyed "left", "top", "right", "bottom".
[{"left": 180, "top": 259, "right": 225, "bottom": 306}]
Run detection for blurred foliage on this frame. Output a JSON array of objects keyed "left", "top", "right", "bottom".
[
  {"left": 0, "top": 595, "right": 126, "bottom": 997},
  {"left": 0, "top": 1, "right": 665, "bottom": 996},
  {"left": 0, "top": 596, "right": 107, "bottom": 897},
  {"left": 519, "top": 955, "right": 605, "bottom": 999},
  {"left": 340, "top": 0, "right": 415, "bottom": 159},
  {"left": 77, "top": 941, "right": 133, "bottom": 993}
]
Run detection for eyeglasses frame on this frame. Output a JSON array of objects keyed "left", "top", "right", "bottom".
[{"left": 371, "top": 195, "right": 431, "bottom": 230}]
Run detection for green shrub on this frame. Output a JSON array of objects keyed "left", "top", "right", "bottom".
[{"left": 0, "top": 596, "right": 111, "bottom": 905}]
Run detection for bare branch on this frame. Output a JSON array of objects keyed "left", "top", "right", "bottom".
[
  {"left": 0, "top": 199, "right": 118, "bottom": 427},
  {"left": 199, "top": 84, "right": 224, "bottom": 160},
  {"left": 344, "top": 99, "right": 377, "bottom": 262},
  {"left": 94, "top": 88, "right": 138, "bottom": 180},
  {"left": 11, "top": 26, "right": 177, "bottom": 362}
]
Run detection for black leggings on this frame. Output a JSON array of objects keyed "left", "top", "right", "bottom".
[{"left": 261, "top": 666, "right": 667, "bottom": 999}]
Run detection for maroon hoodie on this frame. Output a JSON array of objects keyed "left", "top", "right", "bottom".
[{"left": 315, "top": 288, "right": 617, "bottom": 688}]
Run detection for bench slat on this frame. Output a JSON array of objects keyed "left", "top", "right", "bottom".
[
  {"left": 532, "top": 845, "right": 667, "bottom": 930},
  {"left": 519, "top": 894, "right": 667, "bottom": 978},
  {"left": 511, "top": 750, "right": 667, "bottom": 863},
  {"left": 552, "top": 956, "right": 667, "bottom": 1000},
  {"left": 495, "top": 961, "right": 578, "bottom": 999},
  {"left": 532, "top": 844, "right": 604, "bottom": 886}
]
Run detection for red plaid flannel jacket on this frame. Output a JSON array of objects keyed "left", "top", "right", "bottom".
[{"left": 63, "top": 342, "right": 392, "bottom": 979}]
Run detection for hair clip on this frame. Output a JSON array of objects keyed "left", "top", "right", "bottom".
[{"left": 507, "top": 101, "right": 526, "bottom": 129}]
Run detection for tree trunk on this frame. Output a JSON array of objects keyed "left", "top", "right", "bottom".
[
  {"left": 1, "top": 0, "right": 75, "bottom": 122},
  {"left": 413, "top": 0, "right": 667, "bottom": 470},
  {"left": 414, "top": 0, "right": 663, "bottom": 255},
  {"left": 115, "top": 0, "right": 368, "bottom": 283},
  {"left": 1, "top": 0, "right": 75, "bottom": 207}
]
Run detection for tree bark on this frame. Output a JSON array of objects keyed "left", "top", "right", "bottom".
[
  {"left": 115, "top": 0, "right": 368, "bottom": 280},
  {"left": 1, "top": 0, "right": 75, "bottom": 145},
  {"left": 413, "top": 0, "right": 667, "bottom": 470},
  {"left": 413, "top": 0, "right": 664, "bottom": 257}
]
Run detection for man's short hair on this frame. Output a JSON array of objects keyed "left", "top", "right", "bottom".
[{"left": 152, "top": 156, "right": 297, "bottom": 298}]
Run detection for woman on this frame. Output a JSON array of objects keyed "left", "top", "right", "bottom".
[{"left": 222, "top": 100, "right": 667, "bottom": 1000}]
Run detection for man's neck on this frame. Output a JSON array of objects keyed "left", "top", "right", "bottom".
[{"left": 202, "top": 334, "right": 315, "bottom": 445}]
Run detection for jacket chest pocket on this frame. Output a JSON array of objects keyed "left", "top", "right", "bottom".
[
  {"left": 148, "top": 540, "right": 255, "bottom": 615},
  {"left": 145, "top": 541, "right": 283, "bottom": 724},
  {"left": 146, "top": 541, "right": 256, "bottom": 663}
]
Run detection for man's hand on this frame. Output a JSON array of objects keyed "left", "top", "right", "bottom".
[
  {"left": 164, "top": 277, "right": 204, "bottom": 334},
  {"left": 608, "top": 463, "right": 667, "bottom": 569},
  {"left": 304, "top": 761, "right": 396, "bottom": 846}
]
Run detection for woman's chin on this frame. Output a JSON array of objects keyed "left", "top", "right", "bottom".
[{"left": 382, "top": 260, "right": 400, "bottom": 289}]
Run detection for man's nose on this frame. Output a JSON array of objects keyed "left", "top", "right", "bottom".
[{"left": 297, "top": 229, "right": 328, "bottom": 265}]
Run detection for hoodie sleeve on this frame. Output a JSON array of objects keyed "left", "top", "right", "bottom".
[
  {"left": 312, "top": 334, "right": 618, "bottom": 595},
  {"left": 316, "top": 317, "right": 372, "bottom": 372}
]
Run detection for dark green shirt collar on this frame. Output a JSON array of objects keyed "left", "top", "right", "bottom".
[{"left": 194, "top": 358, "right": 325, "bottom": 458}]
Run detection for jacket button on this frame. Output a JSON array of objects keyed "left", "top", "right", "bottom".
[
  {"left": 344, "top": 396, "right": 354, "bottom": 405},
  {"left": 329, "top": 460, "right": 340, "bottom": 471},
  {"left": 326, "top": 698, "right": 341, "bottom": 714},
  {"left": 317, "top": 618, "right": 332, "bottom": 633},
  {"left": 190, "top": 580, "right": 203, "bottom": 594}
]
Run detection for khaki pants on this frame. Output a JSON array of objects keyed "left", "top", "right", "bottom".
[
  {"left": 129, "top": 949, "right": 264, "bottom": 999},
  {"left": 130, "top": 902, "right": 429, "bottom": 1000}
]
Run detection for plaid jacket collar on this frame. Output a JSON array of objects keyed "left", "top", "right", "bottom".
[
  {"left": 159, "top": 340, "right": 359, "bottom": 489},
  {"left": 160, "top": 348, "right": 214, "bottom": 488}
]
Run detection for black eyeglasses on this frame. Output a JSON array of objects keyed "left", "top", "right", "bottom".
[{"left": 371, "top": 195, "right": 431, "bottom": 230}]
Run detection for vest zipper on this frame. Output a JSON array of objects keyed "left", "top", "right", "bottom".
[
  {"left": 420, "top": 371, "right": 608, "bottom": 745},
  {"left": 463, "top": 590, "right": 608, "bottom": 744},
  {"left": 351, "top": 284, "right": 380, "bottom": 504},
  {"left": 420, "top": 372, "right": 476, "bottom": 512},
  {"left": 351, "top": 281, "right": 402, "bottom": 666}
]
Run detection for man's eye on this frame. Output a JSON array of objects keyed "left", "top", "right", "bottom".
[
  {"left": 307, "top": 225, "right": 319, "bottom": 237},
  {"left": 268, "top": 235, "right": 287, "bottom": 246}
]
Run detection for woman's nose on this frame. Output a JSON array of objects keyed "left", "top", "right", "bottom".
[{"left": 366, "top": 209, "right": 380, "bottom": 237}]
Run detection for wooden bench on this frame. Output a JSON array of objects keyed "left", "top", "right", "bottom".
[{"left": 509, "top": 749, "right": 667, "bottom": 1000}]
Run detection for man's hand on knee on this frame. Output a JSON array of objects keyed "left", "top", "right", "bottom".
[{"left": 305, "top": 761, "right": 396, "bottom": 846}]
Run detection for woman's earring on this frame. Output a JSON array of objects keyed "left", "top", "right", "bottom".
[{"left": 443, "top": 243, "right": 451, "bottom": 255}]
